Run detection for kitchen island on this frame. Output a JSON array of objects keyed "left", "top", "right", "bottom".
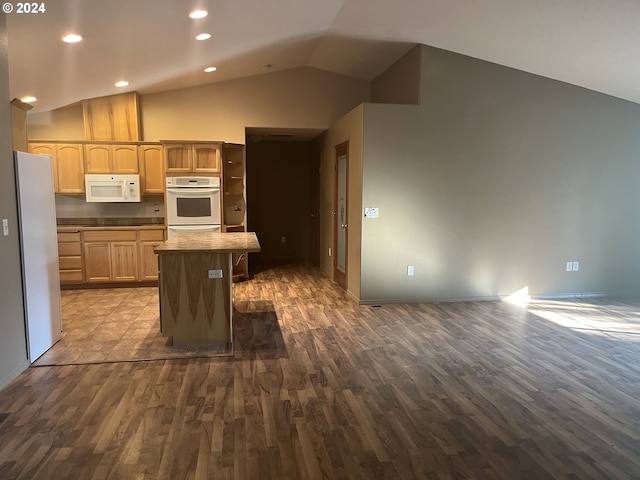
[{"left": 154, "top": 232, "right": 260, "bottom": 346}]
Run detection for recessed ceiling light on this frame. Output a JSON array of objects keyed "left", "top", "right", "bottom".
[
  {"left": 62, "top": 33, "right": 82, "bottom": 43},
  {"left": 21, "top": 96, "right": 37, "bottom": 103},
  {"left": 115, "top": 81, "right": 129, "bottom": 88},
  {"left": 189, "top": 9, "right": 208, "bottom": 19},
  {"left": 204, "top": 67, "right": 217, "bottom": 73},
  {"left": 195, "top": 33, "right": 211, "bottom": 41}
]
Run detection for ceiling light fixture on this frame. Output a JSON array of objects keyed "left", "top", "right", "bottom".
[
  {"left": 115, "top": 81, "right": 129, "bottom": 88},
  {"left": 21, "top": 96, "right": 37, "bottom": 103},
  {"left": 195, "top": 33, "right": 211, "bottom": 41},
  {"left": 204, "top": 67, "right": 217, "bottom": 73},
  {"left": 189, "top": 9, "right": 208, "bottom": 19},
  {"left": 62, "top": 33, "right": 82, "bottom": 43}
]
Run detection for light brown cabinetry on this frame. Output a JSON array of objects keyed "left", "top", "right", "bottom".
[
  {"left": 30, "top": 141, "right": 163, "bottom": 196},
  {"left": 84, "top": 144, "right": 139, "bottom": 174},
  {"left": 111, "top": 242, "right": 139, "bottom": 282},
  {"left": 164, "top": 142, "right": 221, "bottom": 174},
  {"left": 139, "top": 229, "right": 165, "bottom": 281},
  {"left": 57, "top": 231, "right": 83, "bottom": 284},
  {"left": 58, "top": 227, "right": 165, "bottom": 285},
  {"left": 138, "top": 144, "right": 165, "bottom": 194},
  {"left": 83, "top": 242, "right": 112, "bottom": 283},
  {"left": 222, "top": 144, "right": 248, "bottom": 280},
  {"left": 83, "top": 92, "right": 140, "bottom": 142},
  {"left": 11, "top": 98, "right": 31, "bottom": 152},
  {"left": 28, "top": 143, "right": 85, "bottom": 194},
  {"left": 83, "top": 230, "right": 138, "bottom": 283},
  {"left": 57, "top": 144, "right": 85, "bottom": 193},
  {"left": 28, "top": 143, "right": 56, "bottom": 190}
]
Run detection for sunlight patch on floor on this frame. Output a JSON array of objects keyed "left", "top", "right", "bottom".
[
  {"left": 503, "top": 286, "right": 531, "bottom": 305},
  {"left": 528, "top": 298, "right": 640, "bottom": 336}
]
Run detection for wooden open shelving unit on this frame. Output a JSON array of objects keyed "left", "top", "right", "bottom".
[{"left": 222, "top": 143, "right": 248, "bottom": 281}]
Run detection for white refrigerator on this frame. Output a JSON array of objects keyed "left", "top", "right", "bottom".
[{"left": 14, "top": 151, "right": 62, "bottom": 362}]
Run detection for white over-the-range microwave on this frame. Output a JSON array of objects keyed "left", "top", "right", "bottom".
[{"left": 85, "top": 174, "right": 141, "bottom": 203}]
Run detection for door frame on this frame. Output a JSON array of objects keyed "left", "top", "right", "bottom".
[{"left": 333, "top": 141, "right": 349, "bottom": 290}]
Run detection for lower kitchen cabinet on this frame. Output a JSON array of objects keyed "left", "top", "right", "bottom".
[
  {"left": 83, "top": 230, "right": 139, "bottom": 283},
  {"left": 83, "top": 242, "right": 112, "bottom": 282},
  {"left": 60, "top": 226, "right": 165, "bottom": 286},
  {"left": 57, "top": 231, "right": 84, "bottom": 284},
  {"left": 139, "top": 229, "right": 165, "bottom": 281},
  {"left": 112, "top": 242, "right": 139, "bottom": 281}
]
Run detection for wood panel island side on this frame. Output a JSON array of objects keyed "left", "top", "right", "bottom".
[{"left": 154, "top": 232, "right": 261, "bottom": 345}]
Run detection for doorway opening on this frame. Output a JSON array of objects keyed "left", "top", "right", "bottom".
[{"left": 245, "top": 127, "right": 325, "bottom": 273}]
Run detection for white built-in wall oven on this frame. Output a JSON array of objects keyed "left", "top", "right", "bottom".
[{"left": 165, "top": 176, "right": 221, "bottom": 238}]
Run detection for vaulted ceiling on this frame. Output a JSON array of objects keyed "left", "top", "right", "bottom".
[{"left": 7, "top": 0, "right": 640, "bottom": 113}]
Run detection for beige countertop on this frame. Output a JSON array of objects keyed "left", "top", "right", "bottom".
[
  {"left": 57, "top": 225, "right": 165, "bottom": 231},
  {"left": 57, "top": 217, "right": 165, "bottom": 228},
  {"left": 155, "top": 232, "right": 261, "bottom": 254}
]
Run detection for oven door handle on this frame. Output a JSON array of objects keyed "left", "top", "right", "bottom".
[{"left": 166, "top": 187, "right": 219, "bottom": 195}]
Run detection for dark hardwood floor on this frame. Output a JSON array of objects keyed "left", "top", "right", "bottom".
[{"left": 1, "top": 263, "right": 640, "bottom": 479}]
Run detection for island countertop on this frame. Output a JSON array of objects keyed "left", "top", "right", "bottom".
[{"left": 154, "top": 232, "right": 261, "bottom": 254}]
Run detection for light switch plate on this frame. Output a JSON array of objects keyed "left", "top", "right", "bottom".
[
  {"left": 2, "top": 219, "right": 8, "bottom": 237},
  {"left": 364, "top": 207, "right": 379, "bottom": 218}
]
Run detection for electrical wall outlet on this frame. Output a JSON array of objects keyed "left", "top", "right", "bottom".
[
  {"left": 208, "top": 269, "right": 223, "bottom": 279},
  {"left": 281, "top": 236, "right": 287, "bottom": 243},
  {"left": 566, "top": 261, "right": 580, "bottom": 272}
]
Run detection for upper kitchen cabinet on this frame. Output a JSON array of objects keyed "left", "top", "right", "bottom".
[
  {"left": 84, "top": 144, "right": 139, "bottom": 174},
  {"left": 83, "top": 92, "right": 141, "bottom": 142},
  {"left": 28, "top": 143, "right": 57, "bottom": 191},
  {"left": 193, "top": 144, "right": 221, "bottom": 173},
  {"left": 28, "top": 142, "right": 85, "bottom": 194},
  {"left": 10, "top": 98, "right": 32, "bottom": 152},
  {"left": 163, "top": 142, "right": 221, "bottom": 174},
  {"left": 164, "top": 143, "right": 190, "bottom": 172},
  {"left": 56, "top": 144, "right": 86, "bottom": 193},
  {"left": 138, "top": 144, "right": 165, "bottom": 194}
]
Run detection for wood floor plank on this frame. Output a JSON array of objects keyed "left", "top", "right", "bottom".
[{"left": 1, "top": 264, "right": 640, "bottom": 478}]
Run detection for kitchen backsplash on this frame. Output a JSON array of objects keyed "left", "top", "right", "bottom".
[{"left": 55, "top": 194, "right": 165, "bottom": 219}]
